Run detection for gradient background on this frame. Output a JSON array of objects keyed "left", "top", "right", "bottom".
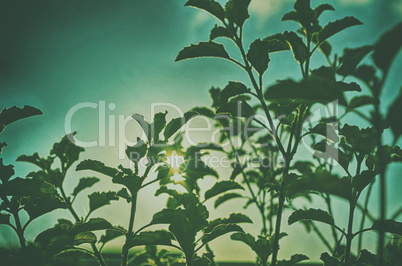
[{"left": 1, "top": 0, "right": 401, "bottom": 262}]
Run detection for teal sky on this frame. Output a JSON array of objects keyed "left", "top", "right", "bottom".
[{"left": 1, "top": 0, "right": 401, "bottom": 262}]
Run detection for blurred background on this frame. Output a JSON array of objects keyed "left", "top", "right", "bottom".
[{"left": 1, "top": 0, "right": 401, "bottom": 262}]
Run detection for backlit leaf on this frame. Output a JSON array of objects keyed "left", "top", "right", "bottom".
[
  {"left": 247, "top": 39, "right": 270, "bottom": 75},
  {"left": 185, "top": 0, "right": 225, "bottom": 21},
  {"left": 88, "top": 191, "right": 119, "bottom": 214},
  {"left": 216, "top": 101, "right": 254, "bottom": 118},
  {"left": 164, "top": 111, "right": 198, "bottom": 140},
  {"left": 202, "top": 224, "right": 243, "bottom": 244},
  {"left": 175, "top": 42, "right": 230, "bottom": 62},
  {"left": 74, "top": 232, "right": 97, "bottom": 245},
  {"left": 219, "top": 81, "right": 249, "bottom": 105},
  {"left": 0, "top": 105, "right": 42, "bottom": 133},
  {"left": 225, "top": 0, "right": 251, "bottom": 27},
  {"left": 337, "top": 45, "right": 374, "bottom": 76},
  {"left": 205, "top": 181, "right": 244, "bottom": 201},
  {"left": 318, "top": 16, "right": 362, "bottom": 44},
  {"left": 371, "top": 220, "right": 402, "bottom": 235},
  {"left": 72, "top": 177, "right": 100, "bottom": 197},
  {"left": 288, "top": 209, "right": 335, "bottom": 227},
  {"left": 210, "top": 25, "right": 233, "bottom": 41},
  {"left": 214, "top": 193, "right": 243, "bottom": 208},
  {"left": 125, "top": 230, "right": 174, "bottom": 249}
]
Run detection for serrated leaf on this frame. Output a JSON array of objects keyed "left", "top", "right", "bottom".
[
  {"left": 88, "top": 191, "right": 119, "bottom": 214},
  {"left": 371, "top": 220, "right": 402, "bottom": 235},
  {"left": 0, "top": 105, "right": 42, "bottom": 133},
  {"left": 175, "top": 41, "right": 230, "bottom": 62},
  {"left": 191, "top": 106, "right": 216, "bottom": 119},
  {"left": 204, "top": 181, "right": 244, "bottom": 201},
  {"left": 216, "top": 101, "right": 254, "bottom": 118},
  {"left": 353, "top": 170, "right": 376, "bottom": 193},
  {"left": 355, "top": 249, "right": 376, "bottom": 265},
  {"left": 277, "top": 254, "right": 309, "bottom": 266},
  {"left": 372, "top": 22, "right": 402, "bottom": 74},
  {"left": 284, "top": 31, "right": 309, "bottom": 64},
  {"left": 230, "top": 232, "right": 255, "bottom": 249},
  {"left": 318, "top": 16, "right": 363, "bottom": 44},
  {"left": 312, "top": 141, "right": 350, "bottom": 173},
  {"left": 50, "top": 132, "right": 85, "bottom": 171},
  {"left": 76, "top": 159, "right": 119, "bottom": 178},
  {"left": 314, "top": 4, "right": 335, "bottom": 19},
  {"left": 288, "top": 209, "right": 335, "bottom": 227},
  {"left": 117, "top": 188, "right": 132, "bottom": 203},
  {"left": 0, "top": 158, "right": 14, "bottom": 183},
  {"left": 6, "top": 177, "right": 57, "bottom": 196},
  {"left": 164, "top": 111, "right": 198, "bottom": 140},
  {"left": 22, "top": 195, "right": 66, "bottom": 219},
  {"left": 125, "top": 230, "right": 174, "bottom": 250},
  {"left": 320, "top": 252, "right": 341, "bottom": 265},
  {"left": 337, "top": 45, "right": 374, "bottom": 76},
  {"left": 263, "top": 33, "right": 290, "bottom": 53},
  {"left": 219, "top": 81, "right": 249, "bottom": 106},
  {"left": 210, "top": 25, "right": 233, "bottom": 41},
  {"left": 99, "top": 228, "right": 125, "bottom": 245},
  {"left": 74, "top": 231, "right": 97, "bottom": 245},
  {"left": 214, "top": 193, "right": 243, "bottom": 208},
  {"left": 224, "top": 0, "right": 251, "bottom": 27},
  {"left": 72, "top": 177, "right": 100, "bottom": 197},
  {"left": 247, "top": 39, "right": 270, "bottom": 75},
  {"left": 387, "top": 87, "right": 402, "bottom": 140},
  {"left": 348, "top": 95, "right": 376, "bottom": 109},
  {"left": 308, "top": 123, "right": 339, "bottom": 143},
  {"left": 72, "top": 218, "right": 115, "bottom": 234},
  {"left": 16, "top": 153, "right": 54, "bottom": 171},
  {"left": 205, "top": 213, "right": 252, "bottom": 234},
  {"left": 202, "top": 224, "right": 243, "bottom": 244},
  {"left": 132, "top": 114, "right": 152, "bottom": 141},
  {"left": 185, "top": 0, "right": 225, "bottom": 21},
  {"left": 126, "top": 138, "right": 147, "bottom": 162},
  {"left": 265, "top": 76, "right": 346, "bottom": 105},
  {"left": 152, "top": 112, "right": 167, "bottom": 142}
]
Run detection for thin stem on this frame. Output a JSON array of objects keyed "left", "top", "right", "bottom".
[
  {"left": 358, "top": 181, "right": 374, "bottom": 251},
  {"left": 121, "top": 191, "right": 138, "bottom": 266},
  {"left": 11, "top": 211, "right": 26, "bottom": 249},
  {"left": 344, "top": 200, "right": 356, "bottom": 266},
  {"left": 324, "top": 194, "right": 338, "bottom": 245}
]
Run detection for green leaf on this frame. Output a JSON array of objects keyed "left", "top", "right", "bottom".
[
  {"left": 125, "top": 230, "right": 174, "bottom": 250},
  {"left": 284, "top": 31, "right": 309, "bottom": 64},
  {"left": 320, "top": 252, "right": 341, "bottom": 265},
  {"left": 371, "top": 220, "right": 402, "bottom": 235},
  {"left": 164, "top": 111, "right": 199, "bottom": 140},
  {"left": 205, "top": 213, "right": 252, "bottom": 234},
  {"left": 387, "top": 87, "right": 402, "bottom": 140},
  {"left": 247, "top": 39, "right": 270, "bottom": 75},
  {"left": 191, "top": 106, "right": 216, "bottom": 119},
  {"left": 99, "top": 228, "right": 125, "bottom": 245},
  {"left": 88, "top": 191, "right": 119, "bottom": 214},
  {"left": 6, "top": 177, "right": 58, "bottom": 196},
  {"left": 76, "top": 159, "right": 119, "bottom": 178},
  {"left": 372, "top": 22, "right": 402, "bottom": 74},
  {"left": 0, "top": 213, "right": 11, "bottom": 225},
  {"left": 318, "top": 16, "right": 363, "bottom": 44},
  {"left": 185, "top": 0, "right": 225, "bottom": 21},
  {"left": 224, "top": 0, "right": 251, "bottom": 27},
  {"left": 314, "top": 4, "right": 335, "bottom": 19},
  {"left": 277, "top": 254, "right": 310, "bottom": 266},
  {"left": 219, "top": 81, "right": 249, "bottom": 105},
  {"left": 152, "top": 112, "right": 167, "bottom": 142},
  {"left": 210, "top": 25, "right": 233, "bottom": 41},
  {"left": 265, "top": 76, "right": 346, "bottom": 105},
  {"left": 132, "top": 114, "right": 152, "bottom": 141},
  {"left": 263, "top": 33, "right": 290, "bottom": 53},
  {"left": 204, "top": 181, "right": 244, "bottom": 201},
  {"left": 209, "top": 87, "right": 221, "bottom": 108},
  {"left": 214, "top": 193, "right": 243, "bottom": 208},
  {"left": 308, "top": 122, "right": 339, "bottom": 143},
  {"left": 22, "top": 195, "right": 66, "bottom": 219},
  {"left": 312, "top": 141, "right": 350, "bottom": 173},
  {"left": 348, "top": 95, "right": 376, "bottom": 109},
  {"left": 216, "top": 101, "right": 254, "bottom": 118},
  {"left": 288, "top": 209, "right": 335, "bottom": 227},
  {"left": 126, "top": 138, "right": 147, "bottom": 162},
  {"left": 50, "top": 132, "right": 85, "bottom": 171},
  {"left": 337, "top": 45, "right": 374, "bottom": 76},
  {"left": 352, "top": 170, "right": 376, "bottom": 193},
  {"left": 74, "top": 232, "right": 97, "bottom": 245},
  {"left": 230, "top": 232, "right": 255, "bottom": 250},
  {"left": 0, "top": 105, "right": 42, "bottom": 133},
  {"left": 202, "top": 224, "right": 243, "bottom": 244},
  {"left": 16, "top": 153, "right": 54, "bottom": 171},
  {"left": 0, "top": 158, "right": 14, "bottom": 183},
  {"left": 72, "top": 177, "right": 100, "bottom": 197},
  {"left": 175, "top": 41, "right": 230, "bottom": 62},
  {"left": 72, "top": 218, "right": 115, "bottom": 234},
  {"left": 355, "top": 249, "right": 376, "bottom": 265},
  {"left": 117, "top": 188, "right": 131, "bottom": 203}
]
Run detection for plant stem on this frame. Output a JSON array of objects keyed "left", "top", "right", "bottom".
[
  {"left": 324, "top": 194, "right": 338, "bottom": 245},
  {"left": 358, "top": 181, "right": 374, "bottom": 251},
  {"left": 344, "top": 200, "right": 356, "bottom": 266},
  {"left": 121, "top": 191, "right": 138, "bottom": 266},
  {"left": 11, "top": 210, "right": 26, "bottom": 249},
  {"left": 59, "top": 185, "right": 106, "bottom": 266}
]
